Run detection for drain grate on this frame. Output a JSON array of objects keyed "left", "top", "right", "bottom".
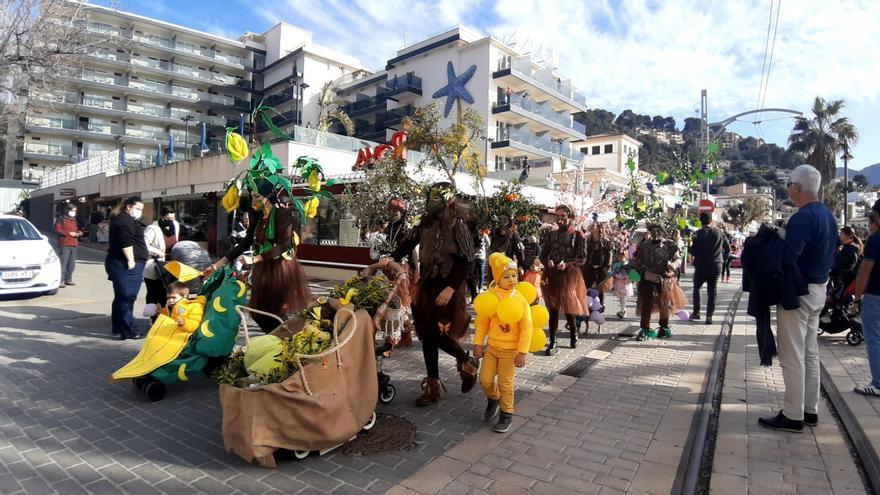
[{"left": 342, "top": 414, "right": 416, "bottom": 456}]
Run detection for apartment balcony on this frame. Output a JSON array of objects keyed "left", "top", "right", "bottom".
[
  {"left": 493, "top": 56, "right": 588, "bottom": 112},
  {"left": 66, "top": 71, "right": 199, "bottom": 104},
  {"left": 493, "top": 93, "right": 587, "bottom": 139},
  {"left": 341, "top": 94, "right": 388, "bottom": 117},
  {"left": 385, "top": 74, "right": 422, "bottom": 97},
  {"left": 123, "top": 128, "right": 171, "bottom": 145},
  {"left": 22, "top": 143, "right": 73, "bottom": 162},
  {"left": 81, "top": 21, "right": 250, "bottom": 70},
  {"left": 380, "top": 105, "right": 416, "bottom": 128},
  {"left": 25, "top": 117, "right": 122, "bottom": 141},
  {"left": 492, "top": 126, "right": 586, "bottom": 163}
]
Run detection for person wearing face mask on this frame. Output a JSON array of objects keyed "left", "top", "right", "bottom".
[
  {"left": 156, "top": 207, "right": 180, "bottom": 256},
  {"left": 539, "top": 204, "right": 589, "bottom": 354},
  {"left": 204, "top": 178, "right": 311, "bottom": 332},
  {"left": 106, "top": 196, "right": 148, "bottom": 340},
  {"left": 384, "top": 182, "right": 477, "bottom": 407},
  {"left": 55, "top": 203, "right": 83, "bottom": 287},
  {"left": 143, "top": 210, "right": 168, "bottom": 316},
  {"left": 630, "top": 223, "right": 687, "bottom": 341}
]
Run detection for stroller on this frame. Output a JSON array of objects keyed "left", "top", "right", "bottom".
[
  {"left": 362, "top": 260, "right": 412, "bottom": 404},
  {"left": 819, "top": 277, "right": 863, "bottom": 345}
]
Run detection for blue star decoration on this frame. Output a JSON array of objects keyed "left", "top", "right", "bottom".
[{"left": 432, "top": 61, "right": 476, "bottom": 118}]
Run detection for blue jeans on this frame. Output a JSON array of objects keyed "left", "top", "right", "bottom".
[
  {"left": 863, "top": 294, "right": 880, "bottom": 388},
  {"left": 105, "top": 259, "right": 144, "bottom": 339}
]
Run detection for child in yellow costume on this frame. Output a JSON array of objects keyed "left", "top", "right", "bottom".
[
  {"left": 474, "top": 253, "right": 533, "bottom": 433},
  {"left": 111, "top": 282, "right": 206, "bottom": 381}
]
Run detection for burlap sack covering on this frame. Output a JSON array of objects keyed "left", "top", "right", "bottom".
[{"left": 220, "top": 308, "right": 378, "bottom": 467}]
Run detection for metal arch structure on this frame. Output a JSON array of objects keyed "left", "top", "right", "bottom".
[{"left": 707, "top": 108, "right": 802, "bottom": 138}]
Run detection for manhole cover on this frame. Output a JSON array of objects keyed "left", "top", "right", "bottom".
[{"left": 342, "top": 413, "right": 416, "bottom": 456}]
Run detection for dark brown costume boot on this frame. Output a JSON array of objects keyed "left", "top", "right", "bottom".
[
  {"left": 416, "top": 377, "right": 446, "bottom": 407},
  {"left": 458, "top": 355, "right": 479, "bottom": 393}
]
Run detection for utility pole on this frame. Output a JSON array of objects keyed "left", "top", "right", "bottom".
[
  {"left": 843, "top": 141, "right": 851, "bottom": 225},
  {"left": 700, "top": 89, "right": 709, "bottom": 199}
]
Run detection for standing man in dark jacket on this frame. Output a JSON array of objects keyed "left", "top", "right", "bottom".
[
  {"left": 55, "top": 203, "right": 82, "bottom": 287},
  {"left": 759, "top": 165, "right": 838, "bottom": 433},
  {"left": 105, "top": 197, "right": 149, "bottom": 340},
  {"left": 689, "top": 211, "right": 729, "bottom": 324}
]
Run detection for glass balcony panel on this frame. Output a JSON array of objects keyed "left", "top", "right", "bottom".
[{"left": 24, "top": 143, "right": 73, "bottom": 156}]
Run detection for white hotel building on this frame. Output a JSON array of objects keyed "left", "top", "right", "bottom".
[
  {"left": 11, "top": 2, "right": 363, "bottom": 186},
  {"left": 334, "top": 27, "right": 591, "bottom": 186}
]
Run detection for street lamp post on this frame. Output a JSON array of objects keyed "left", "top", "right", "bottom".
[
  {"left": 843, "top": 141, "right": 852, "bottom": 226},
  {"left": 180, "top": 115, "right": 194, "bottom": 159},
  {"left": 297, "top": 82, "right": 309, "bottom": 141}
]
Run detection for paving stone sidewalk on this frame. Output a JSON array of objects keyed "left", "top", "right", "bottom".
[
  {"left": 384, "top": 279, "right": 742, "bottom": 495},
  {"left": 0, "top": 258, "right": 643, "bottom": 495},
  {"left": 711, "top": 306, "right": 867, "bottom": 494}
]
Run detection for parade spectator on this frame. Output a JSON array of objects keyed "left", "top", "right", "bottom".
[
  {"left": 106, "top": 196, "right": 148, "bottom": 340},
  {"left": 832, "top": 226, "right": 863, "bottom": 289},
  {"left": 489, "top": 220, "right": 525, "bottom": 268},
  {"left": 231, "top": 211, "right": 250, "bottom": 248},
  {"left": 471, "top": 229, "right": 490, "bottom": 298},
  {"left": 689, "top": 212, "right": 729, "bottom": 324},
  {"left": 157, "top": 207, "right": 179, "bottom": 256},
  {"left": 853, "top": 204, "right": 880, "bottom": 396},
  {"left": 583, "top": 222, "right": 613, "bottom": 306},
  {"left": 721, "top": 229, "right": 733, "bottom": 283},
  {"left": 759, "top": 165, "right": 837, "bottom": 432},
  {"left": 55, "top": 203, "right": 82, "bottom": 288},
  {"left": 540, "top": 205, "right": 588, "bottom": 353},
  {"left": 631, "top": 224, "right": 686, "bottom": 341},
  {"left": 143, "top": 215, "right": 167, "bottom": 313},
  {"left": 89, "top": 209, "right": 103, "bottom": 242}
]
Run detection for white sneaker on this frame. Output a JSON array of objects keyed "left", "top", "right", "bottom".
[{"left": 854, "top": 385, "right": 880, "bottom": 397}]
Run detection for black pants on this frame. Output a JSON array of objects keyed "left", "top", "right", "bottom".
[
  {"left": 548, "top": 307, "right": 577, "bottom": 344},
  {"left": 421, "top": 330, "right": 468, "bottom": 379},
  {"left": 722, "top": 259, "right": 732, "bottom": 279},
  {"left": 753, "top": 304, "right": 777, "bottom": 366},
  {"left": 693, "top": 268, "right": 720, "bottom": 317}
]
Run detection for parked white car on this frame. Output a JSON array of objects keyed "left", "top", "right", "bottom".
[{"left": 0, "top": 215, "right": 61, "bottom": 296}]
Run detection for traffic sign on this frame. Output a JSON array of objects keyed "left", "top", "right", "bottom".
[{"left": 698, "top": 199, "right": 715, "bottom": 212}]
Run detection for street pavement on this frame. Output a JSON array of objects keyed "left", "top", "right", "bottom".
[
  {"left": 0, "top": 246, "right": 640, "bottom": 495},
  {"left": 712, "top": 305, "right": 866, "bottom": 495},
  {"left": 2, "top": 246, "right": 863, "bottom": 494}
]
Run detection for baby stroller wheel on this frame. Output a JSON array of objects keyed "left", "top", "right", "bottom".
[
  {"left": 379, "top": 383, "right": 396, "bottom": 404},
  {"left": 363, "top": 412, "right": 377, "bottom": 431},
  {"left": 847, "top": 329, "right": 863, "bottom": 346},
  {"left": 142, "top": 379, "right": 166, "bottom": 402},
  {"left": 292, "top": 450, "right": 311, "bottom": 460},
  {"left": 132, "top": 377, "right": 148, "bottom": 390}
]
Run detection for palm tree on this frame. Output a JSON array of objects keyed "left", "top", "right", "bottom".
[
  {"left": 787, "top": 96, "right": 859, "bottom": 199},
  {"left": 315, "top": 82, "right": 354, "bottom": 136}
]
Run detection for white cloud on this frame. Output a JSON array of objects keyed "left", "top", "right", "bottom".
[{"left": 251, "top": 0, "right": 880, "bottom": 167}]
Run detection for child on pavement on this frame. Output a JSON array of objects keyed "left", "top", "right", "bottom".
[
  {"left": 611, "top": 251, "right": 633, "bottom": 319},
  {"left": 474, "top": 253, "right": 533, "bottom": 433}
]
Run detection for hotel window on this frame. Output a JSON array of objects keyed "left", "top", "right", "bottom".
[
  {"left": 591, "top": 145, "right": 600, "bottom": 155},
  {"left": 604, "top": 144, "right": 613, "bottom": 153}
]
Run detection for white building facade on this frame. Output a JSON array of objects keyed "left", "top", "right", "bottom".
[{"left": 335, "top": 27, "right": 591, "bottom": 187}]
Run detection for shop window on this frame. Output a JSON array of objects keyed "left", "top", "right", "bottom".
[{"left": 301, "top": 195, "right": 341, "bottom": 246}]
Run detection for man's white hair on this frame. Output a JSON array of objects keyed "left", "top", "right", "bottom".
[{"left": 791, "top": 164, "right": 822, "bottom": 196}]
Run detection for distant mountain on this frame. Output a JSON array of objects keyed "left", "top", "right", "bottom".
[{"left": 838, "top": 163, "right": 880, "bottom": 187}]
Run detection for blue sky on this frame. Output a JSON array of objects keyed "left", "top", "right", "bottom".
[{"left": 109, "top": 0, "right": 880, "bottom": 171}]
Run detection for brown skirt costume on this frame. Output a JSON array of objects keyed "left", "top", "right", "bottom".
[
  {"left": 250, "top": 257, "right": 312, "bottom": 332},
  {"left": 635, "top": 277, "right": 688, "bottom": 315},
  {"left": 543, "top": 268, "right": 589, "bottom": 316},
  {"left": 411, "top": 280, "right": 470, "bottom": 341}
]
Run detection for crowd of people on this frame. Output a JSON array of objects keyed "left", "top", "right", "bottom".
[{"left": 86, "top": 162, "right": 880, "bottom": 435}]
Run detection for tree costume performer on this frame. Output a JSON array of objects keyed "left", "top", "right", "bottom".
[
  {"left": 474, "top": 253, "right": 534, "bottom": 433},
  {"left": 630, "top": 224, "right": 687, "bottom": 341},
  {"left": 209, "top": 178, "right": 311, "bottom": 332},
  {"left": 583, "top": 223, "right": 614, "bottom": 301},
  {"left": 388, "top": 182, "right": 478, "bottom": 406},
  {"left": 540, "top": 205, "right": 589, "bottom": 354}
]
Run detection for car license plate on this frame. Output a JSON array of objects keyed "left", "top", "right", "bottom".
[{"left": 2, "top": 270, "right": 34, "bottom": 281}]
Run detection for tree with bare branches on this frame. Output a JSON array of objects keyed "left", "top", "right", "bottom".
[{"left": 402, "top": 103, "right": 485, "bottom": 185}]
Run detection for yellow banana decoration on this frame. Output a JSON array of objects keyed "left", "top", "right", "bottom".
[
  {"left": 225, "top": 131, "right": 248, "bottom": 163},
  {"left": 308, "top": 170, "right": 321, "bottom": 192},
  {"left": 213, "top": 297, "right": 227, "bottom": 313},
  {"left": 200, "top": 320, "right": 215, "bottom": 338},
  {"left": 304, "top": 197, "right": 319, "bottom": 219},
  {"left": 340, "top": 288, "right": 358, "bottom": 306},
  {"left": 177, "top": 363, "right": 189, "bottom": 382},
  {"left": 235, "top": 280, "right": 247, "bottom": 298},
  {"left": 222, "top": 184, "right": 240, "bottom": 213}
]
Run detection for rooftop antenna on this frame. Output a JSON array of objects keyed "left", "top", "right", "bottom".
[{"left": 403, "top": 29, "right": 407, "bottom": 47}]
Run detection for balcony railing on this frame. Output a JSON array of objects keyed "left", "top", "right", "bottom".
[
  {"left": 496, "top": 56, "right": 588, "bottom": 108},
  {"left": 342, "top": 94, "right": 388, "bottom": 116},
  {"left": 496, "top": 126, "right": 586, "bottom": 162},
  {"left": 495, "top": 93, "right": 586, "bottom": 135},
  {"left": 24, "top": 143, "right": 73, "bottom": 157},
  {"left": 386, "top": 73, "right": 422, "bottom": 95},
  {"left": 26, "top": 117, "right": 120, "bottom": 136},
  {"left": 125, "top": 128, "right": 168, "bottom": 141}
]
